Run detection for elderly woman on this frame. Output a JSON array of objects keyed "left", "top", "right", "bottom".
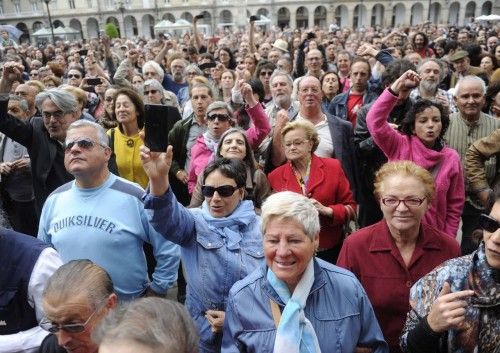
[
  {"left": 143, "top": 78, "right": 179, "bottom": 109},
  {"left": 400, "top": 188, "right": 500, "bottom": 353},
  {"left": 337, "top": 161, "right": 461, "bottom": 353},
  {"left": 108, "top": 87, "right": 148, "bottom": 188},
  {"left": 367, "top": 69, "right": 464, "bottom": 237},
  {"left": 268, "top": 120, "right": 356, "bottom": 264},
  {"left": 141, "top": 154, "right": 264, "bottom": 353},
  {"left": 187, "top": 83, "right": 271, "bottom": 193},
  {"left": 222, "top": 191, "right": 388, "bottom": 353},
  {"left": 94, "top": 298, "right": 199, "bottom": 353},
  {"left": 190, "top": 128, "right": 271, "bottom": 209}
]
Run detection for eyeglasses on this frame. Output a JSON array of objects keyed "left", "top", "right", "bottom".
[
  {"left": 259, "top": 71, "right": 273, "bottom": 77},
  {"left": 64, "top": 138, "right": 107, "bottom": 153},
  {"left": 40, "top": 305, "right": 101, "bottom": 334},
  {"left": 68, "top": 74, "right": 81, "bottom": 79},
  {"left": 381, "top": 197, "right": 426, "bottom": 208},
  {"left": 283, "top": 139, "right": 309, "bottom": 149},
  {"left": 201, "top": 185, "right": 239, "bottom": 197},
  {"left": 207, "top": 113, "right": 230, "bottom": 122},
  {"left": 479, "top": 214, "right": 500, "bottom": 233},
  {"left": 187, "top": 72, "right": 197, "bottom": 76},
  {"left": 42, "top": 110, "right": 66, "bottom": 120},
  {"left": 144, "top": 89, "right": 159, "bottom": 95}
]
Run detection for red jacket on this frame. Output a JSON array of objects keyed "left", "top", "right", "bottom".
[
  {"left": 337, "top": 220, "right": 460, "bottom": 353},
  {"left": 268, "top": 154, "right": 355, "bottom": 249}
]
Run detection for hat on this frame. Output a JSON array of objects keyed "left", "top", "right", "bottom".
[
  {"left": 449, "top": 50, "right": 469, "bottom": 62},
  {"left": 272, "top": 39, "right": 289, "bottom": 53}
]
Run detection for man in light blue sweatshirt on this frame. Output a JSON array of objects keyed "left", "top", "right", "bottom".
[{"left": 38, "top": 120, "right": 180, "bottom": 301}]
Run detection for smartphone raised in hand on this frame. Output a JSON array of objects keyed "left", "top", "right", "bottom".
[{"left": 144, "top": 104, "right": 181, "bottom": 152}]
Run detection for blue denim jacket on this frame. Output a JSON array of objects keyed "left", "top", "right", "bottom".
[
  {"left": 144, "top": 187, "right": 264, "bottom": 353},
  {"left": 222, "top": 259, "right": 389, "bottom": 353}
]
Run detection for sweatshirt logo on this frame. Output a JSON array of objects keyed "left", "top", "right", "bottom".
[{"left": 52, "top": 215, "right": 116, "bottom": 234}]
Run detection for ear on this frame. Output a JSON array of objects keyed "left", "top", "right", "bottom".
[
  {"left": 105, "top": 293, "right": 118, "bottom": 310},
  {"left": 313, "top": 233, "right": 320, "bottom": 249}
]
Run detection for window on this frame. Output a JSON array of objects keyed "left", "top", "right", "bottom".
[
  {"left": 0, "top": 0, "right": 4, "bottom": 15},
  {"left": 13, "top": 0, "right": 21, "bottom": 13},
  {"left": 69, "top": 0, "right": 75, "bottom": 8}
]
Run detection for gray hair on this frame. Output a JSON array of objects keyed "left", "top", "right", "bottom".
[
  {"left": 8, "top": 95, "right": 29, "bottom": 112},
  {"left": 206, "top": 101, "right": 233, "bottom": 117},
  {"left": 270, "top": 70, "right": 293, "bottom": 88},
  {"left": 261, "top": 191, "right": 320, "bottom": 240},
  {"left": 35, "top": 88, "right": 79, "bottom": 114},
  {"left": 67, "top": 120, "right": 109, "bottom": 147},
  {"left": 454, "top": 75, "right": 487, "bottom": 97},
  {"left": 43, "top": 260, "right": 114, "bottom": 311},
  {"left": 93, "top": 298, "right": 199, "bottom": 353},
  {"left": 417, "top": 58, "right": 446, "bottom": 82},
  {"left": 185, "top": 63, "right": 203, "bottom": 76},
  {"left": 143, "top": 78, "right": 164, "bottom": 93},
  {"left": 142, "top": 60, "right": 165, "bottom": 81}
]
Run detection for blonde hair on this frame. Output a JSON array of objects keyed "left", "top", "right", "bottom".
[
  {"left": 60, "top": 85, "right": 88, "bottom": 107},
  {"left": 281, "top": 120, "right": 320, "bottom": 153},
  {"left": 374, "top": 161, "right": 435, "bottom": 202}
]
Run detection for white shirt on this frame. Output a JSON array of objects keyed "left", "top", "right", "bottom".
[
  {"left": 297, "top": 113, "right": 334, "bottom": 158},
  {"left": 0, "top": 247, "right": 62, "bottom": 353}
]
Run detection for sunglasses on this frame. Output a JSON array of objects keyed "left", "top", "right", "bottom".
[
  {"left": 201, "top": 185, "right": 239, "bottom": 197},
  {"left": 42, "top": 110, "right": 65, "bottom": 120},
  {"left": 207, "top": 113, "right": 230, "bottom": 122},
  {"left": 259, "top": 71, "right": 273, "bottom": 77},
  {"left": 144, "top": 89, "right": 159, "bottom": 95},
  {"left": 479, "top": 214, "right": 500, "bottom": 233},
  {"left": 68, "top": 74, "right": 81, "bottom": 79},
  {"left": 40, "top": 307, "right": 99, "bottom": 334},
  {"left": 64, "top": 138, "right": 106, "bottom": 153}
]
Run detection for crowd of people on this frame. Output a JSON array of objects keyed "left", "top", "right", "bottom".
[{"left": 0, "top": 15, "right": 499, "bottom": 353}]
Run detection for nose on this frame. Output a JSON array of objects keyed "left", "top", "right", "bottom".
[
  {"left": 212, "top": 190, "right": 222, "bottom": 201},
  {"left": 276, "top": 240, "right": 290, "bottom": 256},
  {"left": 395, "top": 200, "right": 410, "bottom": 212},
  {"left": 56, "top": 330, "right": 72, "bottom": 348}
]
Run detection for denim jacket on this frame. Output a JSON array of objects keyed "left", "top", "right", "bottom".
[
  {"left": 144, "top": 187, "right": 264, "bottom": 353},
  {"left": 222, "top": 259, "right": 389, "bottom": 353}
]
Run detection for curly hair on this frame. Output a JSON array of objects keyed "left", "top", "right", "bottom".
[{"left": 398, "top": 99, "right": 450, "bottom": 142}]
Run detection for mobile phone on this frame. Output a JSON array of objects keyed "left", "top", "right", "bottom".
[
  {"left": 144, "top": 104, "right": 181, "bottom": 152},
  {"left": 87, "top": 78, "right": 102, "bottom": 86},
  {"left": 78, "top": 49, "right": 88, "bottom": 56},
  {"left": 250, "top": 15, "right": 258, "bottom": 22},
  {"left": 194, "top": 14, "right": 205, "bottom": 21}
]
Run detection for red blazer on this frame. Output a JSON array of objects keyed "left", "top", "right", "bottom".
[
  {"left": 337, "top": 220, "right": 460, "bottom": 353},
  {"left": 267, "top": 154, "right": 355, "bottom": 249}
]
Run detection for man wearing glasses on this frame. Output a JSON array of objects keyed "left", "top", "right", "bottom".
[
  {"left": 0, "top": 219, "right": 62, "bottom": 353},
  {"left": 38, "top": 120, "right": 180, "bottom": 301},
  {"left": 38, "top": 260, "right": 117, "bottom": 353},
  {"left": 0, "top": 62, "right": 79, "bottom": 214}
]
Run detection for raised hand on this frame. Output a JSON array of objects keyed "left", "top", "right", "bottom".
[
  {"left": 390, "top": 69, "right": 421, "bottom": 94},
  {"left": 426, "top": 282, "right": 475, "bottom": 333},
  {"left": 140, "top": 137, "right": 172, "bottom": 196},
  {"left": 239, "top": 80, "right": 257, "bottom": 107}
]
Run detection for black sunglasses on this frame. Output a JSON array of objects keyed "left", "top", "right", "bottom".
[
  {"left": 68, "top": 74, "right": 81, "bottom": 78},
  {"left": 64, "top": 138, "right": 106, "bottom": 153},
  {"left": 479, "top": 214, "right": 500, "bottom": 233},
  {"left": 207, "top": 113, "right": 230, "bottom": 122},
  {"left": 201, "top": 185, "right": 239, "bottom": 197}
]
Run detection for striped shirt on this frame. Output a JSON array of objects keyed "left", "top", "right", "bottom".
[{"left": 445, "top": 112, "right": 500, "bottom": 192}]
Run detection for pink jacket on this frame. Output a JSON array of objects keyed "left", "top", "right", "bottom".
[
  {"left": 188, "top": 103, "right": 271, "bottom": 193},
  {"left": 367, "top": 88, "right": 465, "bottom": 237}
]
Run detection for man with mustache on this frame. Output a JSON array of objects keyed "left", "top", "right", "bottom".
[{"left": 410, "top": 59, "right": 457, "bottom": 113}]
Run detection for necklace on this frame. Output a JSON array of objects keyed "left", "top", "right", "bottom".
[{"left": 126, "top": 139, "right": 134, "bottom": 147}]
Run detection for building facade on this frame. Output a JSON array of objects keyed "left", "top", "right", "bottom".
[{"left": 0, "top": 0, "right": 497, "bottom": 42}]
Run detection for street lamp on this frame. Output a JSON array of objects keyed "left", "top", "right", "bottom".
[
  {"left": 115, "top": 0, "right": 125, "bottom": 37},
  {"left": 43, "top": 0, "right": 55, "bottom": 44}
]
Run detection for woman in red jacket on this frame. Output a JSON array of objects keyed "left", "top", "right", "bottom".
[
  {"left": 267, "top": 120, "right": 355, "bottom": 264},
  {"left": 337, "top": 161, "right": 461, "bottom": 353}
]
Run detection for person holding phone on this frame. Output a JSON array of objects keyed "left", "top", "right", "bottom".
[{"left": 142, "top": 153, "right": 264, "bottom": 353}]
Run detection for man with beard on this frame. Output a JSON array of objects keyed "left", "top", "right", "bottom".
[
  {"left": 412, "top": 32, "right": 434, "bottom": 58},
  {"left": 410, "top": 58, "right": 457, "bottom": 113},
  {"left": 258, "top": 71, "right": 299, "bottom": 170},
  {"left": 164, "top": 58, "right": 188, "bottom": 97},
  {"left": 445, "top": 76, "right": 500, "bottom": 254}
]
